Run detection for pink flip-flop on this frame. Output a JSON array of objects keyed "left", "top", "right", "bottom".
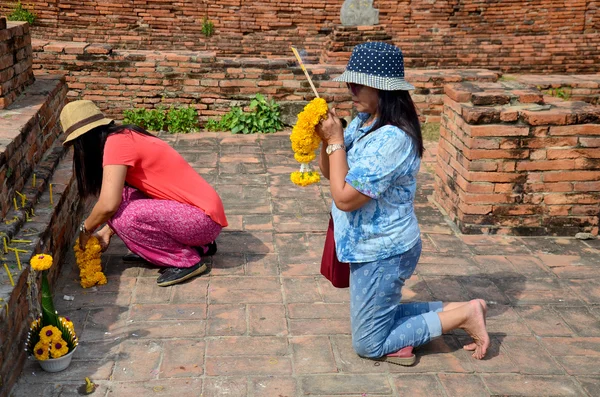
[{"left": 373, "top": 346, "right": 416, "bottom": 366}]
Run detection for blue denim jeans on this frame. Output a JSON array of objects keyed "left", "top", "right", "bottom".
[{"left": 349, "top": 240, "right": 443, "bottom": 358}]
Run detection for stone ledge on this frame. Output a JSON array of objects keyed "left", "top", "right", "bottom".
[
  {"left": 507, "top": 74, "right": 600, "bottom": 106},
  {"left": 0, "top": 75, "right": 68, "bottom": 219},
  {"left": 0, "top": 76, "right": 83, "bottom": 396}
]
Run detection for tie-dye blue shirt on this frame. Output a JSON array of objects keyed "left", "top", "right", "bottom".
[{"left": 332, "top": 113, "right": 421, "bottom": 263}]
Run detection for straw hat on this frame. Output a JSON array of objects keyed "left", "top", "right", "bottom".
[
  {"left": 333, "top": 42, "right": 414, "bottom": 91},
  {"left": 60, "top": 100, "right": 113, "bottom": 145}
]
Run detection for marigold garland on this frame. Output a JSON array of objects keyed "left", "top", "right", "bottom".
[
  {"left": 30, "top": 253, "right": 53, "bottom": 271},
  {"left": 289, "top": 98, "right": 328, "bottom": 186},
  {"left": 290, "top": 171, "right": 321, "bottom": 187},
  {"left": 74, "top": 236, "right": 107, "bottom": 288}
]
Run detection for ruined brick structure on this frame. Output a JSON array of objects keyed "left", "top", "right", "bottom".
[
  {"left": 0, "top": 21, "right": 83, "bottom": 396},
  {"left": 30, "top": 40, "right": 500, "bottom": 124},
  {"left": 0, "top": 0, "right": 598, "bottom": 73},
  {"left": 435, "top": 82, "right": 600, "bottom": 236},
  {"left": 0, "top": 18, "right": 34, "bottom": 109}
]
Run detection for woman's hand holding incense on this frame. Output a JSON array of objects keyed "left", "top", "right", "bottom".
[{"left": 317, "top": 108, "right": 344, "bottom": 145}]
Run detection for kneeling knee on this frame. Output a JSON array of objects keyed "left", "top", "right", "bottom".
[{"left": 353, "top": 338, "right": 383, "bottom": 359}]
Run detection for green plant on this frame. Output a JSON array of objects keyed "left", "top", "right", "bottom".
[
  {"left": 143, "top": 107, "right": 167, "bottom": 131},
  {"left": 123, "top": 106, "right": 166, "bottom": 131},
  {"left": 544, "top": 87, "right": 571, "bottom": 101},
  {"left": 246, "top": 93, "right": 284, "bottom": 134},
  {"left": 201, "top": 16, "right": 215, "bottom": 38},
  {"left": 8, "top": 2, "right": 36, "bottom": 25},
  {"left": 166, "top": 105, "right": 199, "bottom": 133},
  {"left": 205, "top": 107, "right": 243, "bottom": 131},
  {"left": 206, "top": 94, "right": 283, "bottom": 134},
  {"left": 205, "top": 118, "right": 221, "bottom": 131},
  {"left": 122, "top": 108, "right": 147, "bottom": 126}
]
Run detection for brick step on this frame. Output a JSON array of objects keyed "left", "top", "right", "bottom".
[{"left": 0, "top": 76, "right": 83, "bottom": 396}]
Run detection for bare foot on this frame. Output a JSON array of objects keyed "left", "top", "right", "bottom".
[
  {"left": 461, "top": 300, "right": 490, "bottom": 359},
  {"left": 463, "top": 299, "right": 487, "bottom": 351}
]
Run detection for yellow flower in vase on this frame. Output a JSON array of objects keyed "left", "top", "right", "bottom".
[
  {"left": 33, "top": 341, "right": 50, "bottom": 361},
  {"left": 59, "top": 316, "right": 75, "bottom": 333},
  {"left": 49, "top": 338, "right": 69, "bottom": 358},
  {"left": 30, "top": 254, "right": 53, "bottom": 271},
  {"left": 39, "top": 325, "right": 62, "bottom": 344}
]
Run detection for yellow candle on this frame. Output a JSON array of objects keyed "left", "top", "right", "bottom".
[
  {"left": 2, "top": 237, "right": 7, "bottom": 254},
  {"left": 15, "top": 251, "right": 21, "bottom": 271},
  {"left": 16, "top": 191, "right": 26, "bottom": 207},
  {"left": 49, "top": 184, "right": 53, "bottom": 205},
  {"left": 32, "top": 173, "right": 36, "bottom": 187},
  {"left": 13, "top": 198, "right": 18, "bottom": 211},
  {"left": 3, "top": 264, "right": 14, "bottom": 287}
]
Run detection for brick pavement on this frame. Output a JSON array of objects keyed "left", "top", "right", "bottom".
[{"left": 11, "top": 132, "right": 600, "bottom": 396}]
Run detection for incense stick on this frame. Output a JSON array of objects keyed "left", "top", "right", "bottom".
[
  {"left": 3, "top": 263, "right": 14, "bottom": 287},
  {"left": 291, "top": 47, "right": 320, "bottom": 99},
  {"left": 14, "top": 250, "right": 21, "bottom": 271}
]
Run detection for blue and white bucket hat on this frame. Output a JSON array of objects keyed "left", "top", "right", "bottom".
[{"left": 333, "top": 42, "right": 414, "bottom": 91}]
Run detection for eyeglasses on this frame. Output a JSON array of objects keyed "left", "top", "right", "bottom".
[{"left": 346, "top": 83, "right": 362, "bottom": 96}]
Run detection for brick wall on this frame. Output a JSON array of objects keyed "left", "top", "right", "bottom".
[
  {"left": 320, "top": 25, "right": 393, "bottom": 65},
  {"left": 434, "top": 81, "right": 600, "bottom": 236},
  {"left": 1, "top": 0, "right": 599, "bottom": 72},
  {"left": 0, "top": 20, "right": 34, "bottom": 109},
  {"left": 0, "top": 74, "right": 67, "bottom": 219},
  {"left": 0, "top": 75, "right": 83, "bottom": 396},
  {"left": 511, "top": 74, "right": 600, "bottom": 106},
  {"left": 31, "top": 40, "right": 500, "bottom": 124}
]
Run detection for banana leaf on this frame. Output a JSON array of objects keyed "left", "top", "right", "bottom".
[{"left": 41, "top": 271, "right": 58, "bottom": 327}]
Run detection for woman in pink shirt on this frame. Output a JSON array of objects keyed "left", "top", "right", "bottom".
[{"left": 60, "top": 100, "right": 228, "bottom": 286}]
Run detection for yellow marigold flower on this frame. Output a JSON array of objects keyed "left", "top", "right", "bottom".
[
  {"left": 294, "top": 152, "right": 316, "bottom": 163},
  {"left": 39, "top": 325, "right": 62, "bottom": 344},
  {"left": 30, "top": 317, "right": 41, "bottom": 329},
  {"left": 289, "top": 98, "right": 328, "bottom": 187},
  {"left": 33, "top": 341, "right": 50, "bottom": 360},
  {"left": 74, "top": 236, "right": 107, "bottom": 289},
  {"left": 49, "top": 338, "right": 69, "bottom": 358},
  {"left": 30, "top": 254, "right": 53, "bottom": 271},
  {"left": 59, "top": 316, "right": 75, "bottom": 333},
  {"left": 290, "top": 171, "right": 321, "bottom": 187}
]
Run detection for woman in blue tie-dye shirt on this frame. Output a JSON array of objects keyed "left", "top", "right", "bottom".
[{"left": 317, "top": 42, "right": 490, "bottom": 365}]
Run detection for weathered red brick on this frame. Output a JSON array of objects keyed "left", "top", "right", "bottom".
[{"left": 550, "top": 124, "right": 600, "bottom": 136}]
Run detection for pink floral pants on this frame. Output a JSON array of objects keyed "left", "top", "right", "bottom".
[{"left": 108, "top": 186, "right": 222, "bottom": 268}]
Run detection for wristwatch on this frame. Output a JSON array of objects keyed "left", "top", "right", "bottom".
[
  {"left": 79, "top": 220, "right": 90, "bottom": 235},
  {"left": 326, "top": 143, "right": 346, "bottom": 155}
]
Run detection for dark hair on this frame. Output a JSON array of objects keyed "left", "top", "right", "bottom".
[
  {"left": 72, "top": 124, "right": 155, "bottom": 198},
  {"left": 363, "top": 90, "right": 424, "bottom": 158}
]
